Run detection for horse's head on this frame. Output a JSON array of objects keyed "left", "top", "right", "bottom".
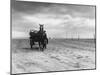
[
  {"left": 39, "top": 24, "right": 44, "bottom": 28},
  {"left": 39, "top": 24, "right": 44, "bottom": 32}
]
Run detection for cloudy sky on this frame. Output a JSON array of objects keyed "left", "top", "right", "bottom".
[{"left": 11, "top": 0, "right": 95, "bottom": 38}]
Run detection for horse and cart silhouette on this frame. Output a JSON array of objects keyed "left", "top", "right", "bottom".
[{"left": 29, "top": 24, "right": 48, "bottom": 51}]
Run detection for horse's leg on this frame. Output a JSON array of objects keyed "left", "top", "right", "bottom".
[
  {"left": 38, "top": 42, "right": 40, "bottom": 50},
  {"left": 30, "top": 43, "right": 32, "bottom": 49},
  {"left": 45, "top": 43, "right": 46, "bottom": 49},
  {"left": 43, "top": 43, "right": 44, "bottom": 49},
  {"left": 42, "top": 44, "right": 44, "bottom": 51},
  {"left": 43, "top": 44, "right": 45, "bottom": 49},
  {"left": 40, "top": 41, "right": 43, "bottom": 51},
  {"left": 43, "top": 40, "right": 46, "bottom": 51},
  {"left": 47, "top": 38, "right": 48, "bottom": 44},
  {"left": 33, "top": 41, "right": 35, "bottom": 45},
  {"left": 39, "top": 41, "right": 43, "bottom": 51},
  {"left": 30, "top": 39, "right": 33, "bottom": 49},
  {"left": 41, "top": 42, "right": 43, "bottom": 51},
  {"left": 43, "top": 40, "right": 46, "bottom": 49}
]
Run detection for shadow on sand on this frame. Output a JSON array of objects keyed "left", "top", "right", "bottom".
[
  {"left": 13, "top": 47, "right": 42, "bottom": 53},
  {"left": 20, "top": 47, "right": 41, "bottom": 52},
  {"left": 22, "top": 47, "right": 39, "bottom": 50}
]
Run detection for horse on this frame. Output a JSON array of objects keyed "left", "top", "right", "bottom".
[{"left": 29, "top": 24, "right": 48, "bottom": 51}]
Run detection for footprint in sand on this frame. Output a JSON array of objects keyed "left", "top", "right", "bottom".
[
  {"left": 44, "top": 60, "right": 49, "bottom": 62},
  {"left": 76, "top": 55, "right": 83, "bottom": 59}
]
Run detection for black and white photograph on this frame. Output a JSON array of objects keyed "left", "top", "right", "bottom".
[{"left": 11, "top": 0, "right": 96, "bottom": 74}]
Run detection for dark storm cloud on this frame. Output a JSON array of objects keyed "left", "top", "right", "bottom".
[
  {"left": 11, "top": 0, "right": 53, "bottom": 15},
  {"left": 12, "top": 0, "right": 95, "bottom": 18}
]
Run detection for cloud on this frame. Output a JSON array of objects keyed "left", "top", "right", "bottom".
[
  {"left": 11, "top": 0, "right": 95, "bottom": 38},
  {"left": 12, "top": 0, "right": 95, "bottom": 18},
  {"left": 23, "top": 14, "right": 69, "bottom": 25}
]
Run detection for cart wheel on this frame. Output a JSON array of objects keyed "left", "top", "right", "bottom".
[{"left": 39, "top": 44, "right": 43, "bottom": 51}]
